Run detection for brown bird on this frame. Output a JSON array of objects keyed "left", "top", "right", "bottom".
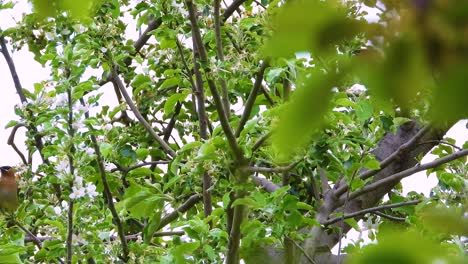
[{"left": 0, "top": 166, "right": 19, "bottom": 213}]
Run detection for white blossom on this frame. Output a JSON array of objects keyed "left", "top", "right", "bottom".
[
  {"left": 70, "top": 186, "right": 86, "bottom": 199},
  {"left": 86, "top": 182, "right": 98, "bottom": 199},
  {"left": 54, "top": 206, "right": 62, "bottom": 215},
  {"left": 103, "top": 123, "right": 113, "bottom": 131},
  {"left": 53, "top": 93, "right": 68, "bottom": 107}
]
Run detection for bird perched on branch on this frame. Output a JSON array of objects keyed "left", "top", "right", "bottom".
[{"left": 0, "top": 166, "right": 19, "bottom": 213}]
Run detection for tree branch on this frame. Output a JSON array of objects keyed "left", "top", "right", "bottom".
[
  {"left": 344, "top": 148, "right": 468, "bottom": 202},
  {"left": 252, "top": 132, "right": 271, "bottom": 152},
  {"left": 0, "top": 35, "right": 27, "bottom": 102},
  {"left": 323, "top": 200, "right": 422, "bottom": 226},
  {"left": 110, "top": 160, "right": 171, "bottom": 173},
  {"left": 163, "top": 101, "right": 182, "bottom": 141},
  {"left": 157, "top": 193, "right": 202, "bottom": 230},
  {"left": 235, "top": 61, "right": 268, "bottom": 137},
  {"left": 0, "top": 33, "right": 61, "bottom": 197},
  {"left": 66, "top": 81, "right": 75, "bottom": 264},
  {"left": 251, "top": 175, "right": 281, "bottom": 192},
  {"left": 189, "top": 27, "right": 214, "bottom": 222},
  {"left": 81, "top": 98, "right": 129, "bottom": 261},
  {"left": 185, "top": 0, "right": 244, "bottom": 161},
  {"left": 373, "top": 211, "right": 406, "bottom": 222},
  {"left": 334, "top": 124, "right": 430, "bottom": 198},
  {"left": 214, "top": 0, "right": 230, "bottom": 117},
  {"left": 7, "top": 122, "right": 27, "bottom": 164},
  {"left": 111, "top": 70, "right": 176, "bottom": 157},
  {"left": 223, "top": 0, "right": 247, "bottom": 21},
  {"left": 100, "top": 17, "right": 164, "bottom": 85},
  {"left": 248, "top": 160, "right": 299, "bottom": 173}
]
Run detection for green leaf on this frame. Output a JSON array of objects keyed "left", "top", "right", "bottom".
[
  {"left": 344, "top": 218, "right": 360, "bottom": 231},
  {"left": 263, "top": 0, "right": 363, "bottom": 58},
  {"left": 420, "top": 205, "right": 468, "bottom": 236},
  {"left": 99, "top": 143, "right": 113, "bottom": 158},
  {"left": 5, "top": 120, "right": 18, "bottom": 129},
  {"left": 135, "top": 148, "right": 150, "bottom": 160},
  {"left": 363, "top": 159, "right": 380, "bottom": 170},
  {"left": 164, "top": 91, "right": 188, "bottom": 115},
  {"left": 348, "top": 230, "right": 462, "bottom": 264},
  {"left": 160, "top": 77, "right": 179, "bottom": 89},
  {"left": 296, "top": 202, "right": 314, "bottom": 211},
  {"left": 356, "top": 100, "right": 374, "bottom": 124},
  {"left": 231, "top": 197, "right": 259, "bottom": 209},
  {"left": 196, "top": 141, "right": 217, "bottom": 161},
  {"left": 265, "top": 68, "right": 284, "bottom": 83},
  {"left": 272, "top": 70, "right": 338, "bottom": 160},
  {"left": 144, "top": 210, "right": 162, "bottom": 244},
  {"left": 128, "top": 167, "right": 152, "bottom": 178},
  {"left": 0, "top": 1, "right": 14, "bottom": 10},
  {"left": 173, "top": 242, "right": 200, "bottom": 264}
]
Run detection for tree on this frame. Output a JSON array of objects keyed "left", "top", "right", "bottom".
[{"left": 0, "top": 0, "right": 467, "bottom": 263}]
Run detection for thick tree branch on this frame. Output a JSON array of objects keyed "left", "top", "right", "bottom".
[
  {"left": 0, "top": 35, "right": 27, "bottom": 102},
  {"left": 251, "top": 175, "right": 281, "bottom": 192},
  {"left": 300, "top": 121, "right": 448, "bottom": 262},
  {"left": 185, "top": 0, "right": 244, "bottom": 161},
  {"left": 344, "top": 148, "right": 468, "bottom": 202},
  {"left": 334, "top": 125, "right": 430, "bottom": 198},
  {"left": 235, "top": 61, "right": 268, "bottom": 137},
  {"left": 0, "top": 33, "right": 62, "bottom": 197},
  {"left": 190, "top": 28, "right": 214, "bottom": 222},
  {"left": 214, "top": 0, "right": 230, "bottom": 117},
  {"left": 111, "top": 70, "right": 176, "bottom": 157},
  {"left": 323, "top": 200, "right": 422, "bottom": 226},
  {"left": 223, "top": 0, "right": 247, "bottom": 21}
]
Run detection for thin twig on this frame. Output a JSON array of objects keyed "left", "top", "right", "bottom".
[
  {"left": 100, "top": 18, "right": 163, "bottom": 85},
  {"left": 110, "top": 161, "right": 171, "bottom": 173},
  {"left": 252, "top": 132, "right": 271, "bottom": 152},
  {"left": 7, "top": 122, "right": 27, "bottom": 164},
  {"left": 80, "top": 98, "right": 129, "bottom": 261},
  {"left": 418, "top": 140, "right": 462, "bottom": 151},
  {"left": 323, "top": 200, "right": 422, "bottom": 226},
  {"left": 157, "top": 193, "right": 202, "bottom": 230},
  {"left": 111, "top": 70, "right": 176, "bottom": 157},
  {"left": 235, "top": 61, "right": 268, "bottom": 137},
  {"left": 14, "top": 220, "right": 42, "bottom": 249},
  {"left": 292, "top": 239, "right": 316, "bottom": 264},
  {"left": 66, "top": 80, "right": 75, "bottom": 264},
  {"left": 248, "top": 160, "right": 300, "bottom": 173},
  {"left": 373, "top": 211, "right": 406, "bottom": 222}
]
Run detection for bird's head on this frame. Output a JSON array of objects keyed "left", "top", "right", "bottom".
[{"left": 0, "top": 166, "right": 15, "bottom": 177}]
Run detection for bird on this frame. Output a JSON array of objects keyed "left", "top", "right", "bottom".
[{"left": 0, "top": 166, "right": 19, "bottom": 213}]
